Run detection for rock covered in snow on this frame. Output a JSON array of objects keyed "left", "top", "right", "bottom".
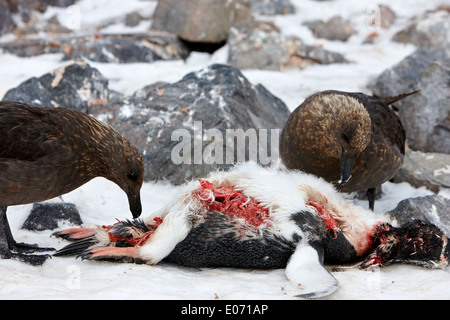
[
  {"left": 393, "top": 10, "right": 450, "bottom": 49},
  {"left": 0, "top": 32, "right": 189, "bottom": 62},
  {"left": 393, "top": 150, "right": 450, "bottom": 193},
  {"left": 2, "top": 61, "right": 109, "bottom": 113},
  {"left": 227, "top": 27, "right": 348, "bottom": 70},
  {"left": 61, "top": 33, "right": 189, "bottom": 63},
  {"left": 370, "top": 46, "right": 450, "bottom": 153},
  {"left": 387, "top": 195, "right": 450, "bottom": 237},
  {"left": 22, "top": 203, "right": 82, "bottom": 231},
  {"left": 90, "top": 64, "right": 290, "bottom": 184}
]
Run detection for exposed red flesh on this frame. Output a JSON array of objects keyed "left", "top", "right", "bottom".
[
  {"left": 103, "top": 217, "right": 163, "bottom": 246},
  {"left": 307, "top": 200, "right": 337, "bottom": 238},
  {"left": 194, "top": 179, "right": 270, "bottom": 227}
]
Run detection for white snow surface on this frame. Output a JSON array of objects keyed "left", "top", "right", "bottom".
[{"left": 1, "top": 0, "right": 450, "bottom": 300}]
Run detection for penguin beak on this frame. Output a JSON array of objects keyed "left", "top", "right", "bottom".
[
  {"left": 339, "top": 150, "right": 355, "bottom": 185},
  {"left": 128, "top": 191, "right": 142, "bottom": 219}
]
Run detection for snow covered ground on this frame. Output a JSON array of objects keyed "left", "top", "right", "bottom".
[{"left": 1, "top": 0, "right": 450, "bottom": 300}]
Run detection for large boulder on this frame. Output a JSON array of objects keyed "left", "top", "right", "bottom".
[
  {"left": 151, "top": 0, "right": 235, "bottom": 43},
  {"left": 90, "top": 64, "right": 291, "bottom": 184},
  {"left": 370, "top": 46, "right": 450, "bottom": 153}
]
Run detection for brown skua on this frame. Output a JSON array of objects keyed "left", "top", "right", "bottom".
[
  {"left": 0, "top": 101, "right": 144, "bottom": 265},
  {"left": 280, "top": 90, "right": 417, "bottom": 210}
]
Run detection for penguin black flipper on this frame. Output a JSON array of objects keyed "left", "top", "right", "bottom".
[{"left": 286, "top": 241, "right": 338, "bottom": 298}]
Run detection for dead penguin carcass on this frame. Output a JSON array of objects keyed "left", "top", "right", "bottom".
[{"left": 54, "top": 164, "right": 449, "bottom": 298}]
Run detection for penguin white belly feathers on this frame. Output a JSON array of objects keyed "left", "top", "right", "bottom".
[{"left": 54, "top": 163, "right": 450, "bottom": 298}]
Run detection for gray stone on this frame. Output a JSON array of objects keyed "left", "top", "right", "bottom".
[
  {"left": 228, "top": 28, "right": 348, "bottom": 70},
  {"left": 0, "top": 32, "right": 189, "bottom": 62},
  {"left": 306, "top": 16, "right": 356, "bottom": 42},
  {"left": 393, "top": 150, "right": 450, "bottom": 193},
  {"left": 387, "top": 195, "right": 450, "bottom": 237},
  {"left": 152, "top": 0, "right": 235, "bottom": 43},
  {"left": 370, "top": 46, "right": 450, "bottom": 153},
  {"left": 62, "top": 33, "right": 189, "bottom": 63},
  {"left": 2, "top": 61, "right": 109, "bottom": 113},
  {"left": 393, "top": 10, "right": 450, "bottom": 49},
  {"left": 22, "top": 202, "right": 82, "bottom": 231}
]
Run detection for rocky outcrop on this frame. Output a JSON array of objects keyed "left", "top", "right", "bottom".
[{"left": 3, "top": 62, "right": 290, "bottom": 185}]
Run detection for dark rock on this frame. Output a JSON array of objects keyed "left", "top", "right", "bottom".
[
  {"left": 124, "top": 12, "right": 143, "bottom": 27},
  {"left": 227, "top": 28, "right": 348, "bottom": 70},
  {"left": 306, "top": 16, "right": 356, "bottom": 42},
  {"left": 370, "top": 46, "right": 450, "bottom": 153},
  {"left": 22, "top": 202, "right": 82, "bottom": 231},
  {"left": 249, "top": 0, "right": 295, "bottom": 16},
  {"left": 0, "top": 0, "right": 15, "bottom": 36},
  {"left": 393, "top": 150, "right": 450, "bottom": 193},
  {"left": 90, "top": 64, "right": 291, "bottom": 185},
  {"left": 387, "top": 195, "right": 450, "bottom": 237},
  {"left": 152, "top": 0, "right": 235, "bottom": 43},
  {"left": 393, "top": 10, "right": 450, "bottom": 49},
  {"left": 0, "top": 32, "right": 189, "bottom": 62},
  {"left": 62, "top": 33, "right": 189, "bottom": 63},
  {"left": 2, "top": 61, "right": 109, "bottom": 113}
]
